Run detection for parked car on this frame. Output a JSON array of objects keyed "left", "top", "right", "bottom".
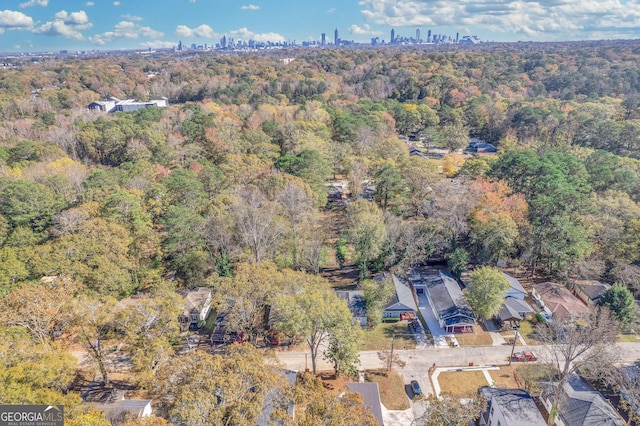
[
  {"left": 512, "top": 351, "right": 538, "bottom": 362},
  {"left": 410, "top": 380, "right": 422, "bottom": 396}
]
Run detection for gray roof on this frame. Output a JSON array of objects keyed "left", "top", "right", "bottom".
[
  {"left": 177, "top": 287, "right": 211, "bottom": 316},
  {"left": 479, "top": 387, "right": 545, "bottom": 426},
  {"left": 335, "top": 290, "right": 367, "bottom": 317},
  {"left": 575, "top": 280, "right": 611, "bottom": 302},
  {"left": 378, "top": 273, "right": 418, "bottom": 313},
  {"left": 425, "top": 272, "right": 475, "bottom": 322},
  {"left": 346, "top": 382, "right": 384, "bottom": 426},
  {"left": 550, "top": 376, "right": 625, "bottom": 426},
  {"left": 257, "top": 370, "right": 297, "bottom": 426},
  {"left": 502, "top": 273, "right": 526, "bottom": 294},
  {"left": 498, "top": 297, "right": 534, "bottom": 322},
  {"left": 94, "top": 399, "right": 151, "bottom": 425}
]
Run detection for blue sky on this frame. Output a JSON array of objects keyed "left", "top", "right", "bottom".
[{"left": 1, "top": 0, "right": 640, "bottom": 52}]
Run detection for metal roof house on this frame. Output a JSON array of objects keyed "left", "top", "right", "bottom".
[
  {"left": 424, "top": 271, "right": 475, "bottom": 333},
  {"left": 88, "top": 97, "right": 168, "bottom": 113},
  {"left": 541, "top": 375, "right": 625, "bottom": 426},
  {"left": 377, "top": 273, "right": 418, "bottom": 320},
  {"left": 345, "top": 382, "right": 384, "bottom": 426},
  {"left": 479, "top": 387, "right": 545, "bottom": 426},
  {"left": 335, "top": 290, "right": 367, "bottom": 326}
]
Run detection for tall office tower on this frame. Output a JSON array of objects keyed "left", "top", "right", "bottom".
[
  {"left": 334, "top": 28, "right": 339, "bottom": 45},
  {"left": 177, "top": 40, "right": 183, "bottom": 51},
  {"left": 390, "top": 28, "right": 395, "bottom": 44},
  {"left": 427, "top": 29, "right": 432, "bottom": 43},
  {"left": 221, "top": 35, "right": 227, "bottom": 48},
  {"left": 456, "top": 32, "right": 459, "bottom": 43},
  {"left": 416, "top": 29, "right": 420, "bottom": 43},
  {"left": 321, "top": 33, "right": 326, "bottom": 46}
]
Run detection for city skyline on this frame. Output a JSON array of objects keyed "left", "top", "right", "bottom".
[{"left": 0, "top": 0, "right": 639, "bottom": 52}]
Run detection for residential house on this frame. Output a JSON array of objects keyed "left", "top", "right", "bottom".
[
  {"left": 94, "top": 399, "right": 153, "bottom": 425},
  {"left": 532, "top": 282, "right": 588, "bottom": 321},
  {"left": 495, "top": 273, "right": 533, "bottom": 330},
  {"left": 478, "top": 387, "right": 545, "bottom": 426},
  {"left": 571, "top": 280, "right": 611, "bottom": 306},
  {"left": 335, "top": 290, "right": 367, "bottom": 326},
  {"left": 423, "top": 271, "right": 476, "bottom": 333},
  {"left": 257, "top": 370, "right": 297, "bottom": 426},
  {"left": 88, "top": 97, "right": 168, "bottom": 113},
  {"left": 378, "top": 273, "right": 418, "bottom": 320},
  {"left": 541, "top": 375, "right": 625, "bottom": 426},
  {"left": 178, "top": 287, "right": 212, "bottom": 331},
  {"left": 345, "top": 382, "right": 384, "bottom": 426}
]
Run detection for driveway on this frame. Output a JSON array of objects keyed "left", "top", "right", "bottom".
[{"left": 417, "top": 293, "right": 449, "bottom": 348}]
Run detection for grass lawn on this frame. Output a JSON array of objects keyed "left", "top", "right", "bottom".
[
  {"left": 517, "top": 320, "right": 546, "bottom": 345},
  {"left": 454, "top": 327, "right": 493, "bottom": 346},
  {"left": 438, "top": 370, "right": 489, "bottom": 398},
  {"left": 619, "top": 334, "right": 640, "bottom": 342},
  {"left": 365, "top": 370, "right": 410, "bottom": 410},
  {"left": 360, "top": 321, "right": 417, "bottom": 351},
  {"left": 488, "top": 366, "right": 520, "bottom": 388}
]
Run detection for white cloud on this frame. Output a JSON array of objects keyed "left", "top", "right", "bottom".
[
  {"left": 121, "top": 14, "right": 142, "bottom": 21},
  {"left": 349, "top": 24, "right": 382, "bottom": 36},
  {"left": 33, "top": 10, "right": 92, "bottom": 39},
  {"left": 86, "top": 2, "right": 94, "bottom": 6},
  {"left": 175, "top": 24, "right": 216, "bottom": 38},
  {"left": 228, "top": 27, "right": 285, "bottom": 42},
  {"left": 53, "top": 10, "right": 90, "bottom": 27},
  {"left": 327, "top": 8, "right": 336, "bottom": 13},
  {"left": 141, "top": 40, "right": 178, "bottom": 48},
  {"left": 240, "top": 4, "right": 260, "bottom": 10},
  {"left": 0, "top": 10, "right": 34, "bottom": 32},
  {"left": 358, "top": 0, "right": 640, "bottom": 40},
  {"left": 19, "top": 0, "right": 48, "bottom": 8},
  {"left": 89, "top": 20, "right": 163, "bottom": 45},
  {"left": 113, "top": 1, "right": 120, "bottom": 6},
  {"left": 189, "top": 0, "right": 197, "bottom": 3}
]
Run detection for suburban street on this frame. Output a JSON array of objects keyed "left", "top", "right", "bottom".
[{"left": 276, "top": 342, "right": 640, "bottom": 396}]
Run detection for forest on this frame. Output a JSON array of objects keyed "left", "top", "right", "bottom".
[{"left": 0, "top": 40, "right": 640, "bottom": 425}]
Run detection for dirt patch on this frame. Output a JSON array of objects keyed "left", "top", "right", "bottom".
[
  {"left": 318, "top": 371, "right": 356, "bottom": 396},
  {"left": 321, "top": 265, "right": 360, "bottom": 289}
]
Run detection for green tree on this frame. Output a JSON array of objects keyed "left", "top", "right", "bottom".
[
  {"left": 361, "top": 277, "right": 395, "bottom": 327},
  {"left": 274, "top": 277, "right": 356, "bottom": 374},
  {"left": 447, "top": 248, "right": 469, "bottom": 279},
  {"left": 347, "top": 199, "right": 388, "bottom": 278},
  {"left": 597, "top": 283, "right": 636, "bottom": 326},
  {"left": 372, "top": 161, "right": 405, "bottom": 212},
  {"left": 0, "top": 178, "right": 62, "bottom": 233},
  {"left": 463, "top": 267, "right": 510, "bottom": 321},
  {"left": 154, "top": 345, "right": 287, "bottom": 426},
  {"left": 324, "top": 324, "right": 362, "bottom": 378}
]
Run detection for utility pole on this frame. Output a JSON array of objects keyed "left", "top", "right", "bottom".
[
  {"left": 389, "top": 333, "right": 415, "bottom": 371},
  {"left": 508, "top": 322, "right": 520, "bottom": 366}
]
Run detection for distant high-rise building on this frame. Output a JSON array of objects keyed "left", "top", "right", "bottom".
[
  {"left": 390, "top": 28, "right": 395, "bottom": 44},
  {"left": 177, "top": 40, "right": 183, "bottom": 51},
  {"left": 456, "top": 32, "right": 459, "bottom": 43},
  {"left": 427, "top": 29, "right": 432, "bottom": 43},
  {"left": 334, "top": 28, "right": 339, "bottom": 45},
  {"left": 321, "top": 33, "right": 326, "bottom": 46},
  {"left": 416, "top": 29, "right": 420, "bottom": 43},
  {"left": 221, "top": 35, "right": 227, "bottom": 48}
]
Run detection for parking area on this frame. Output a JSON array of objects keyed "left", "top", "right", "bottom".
[{"left": 417, "top": 293, "right": 449, "bottom": 348}]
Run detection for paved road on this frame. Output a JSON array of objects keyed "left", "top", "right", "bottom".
[{"left": 276, "top": 342, "right": 640, "bottom": 385}]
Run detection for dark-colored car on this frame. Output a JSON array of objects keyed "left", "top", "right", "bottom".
[{"left": 410, "top": 380, "right": 422, "bottom": 396}]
